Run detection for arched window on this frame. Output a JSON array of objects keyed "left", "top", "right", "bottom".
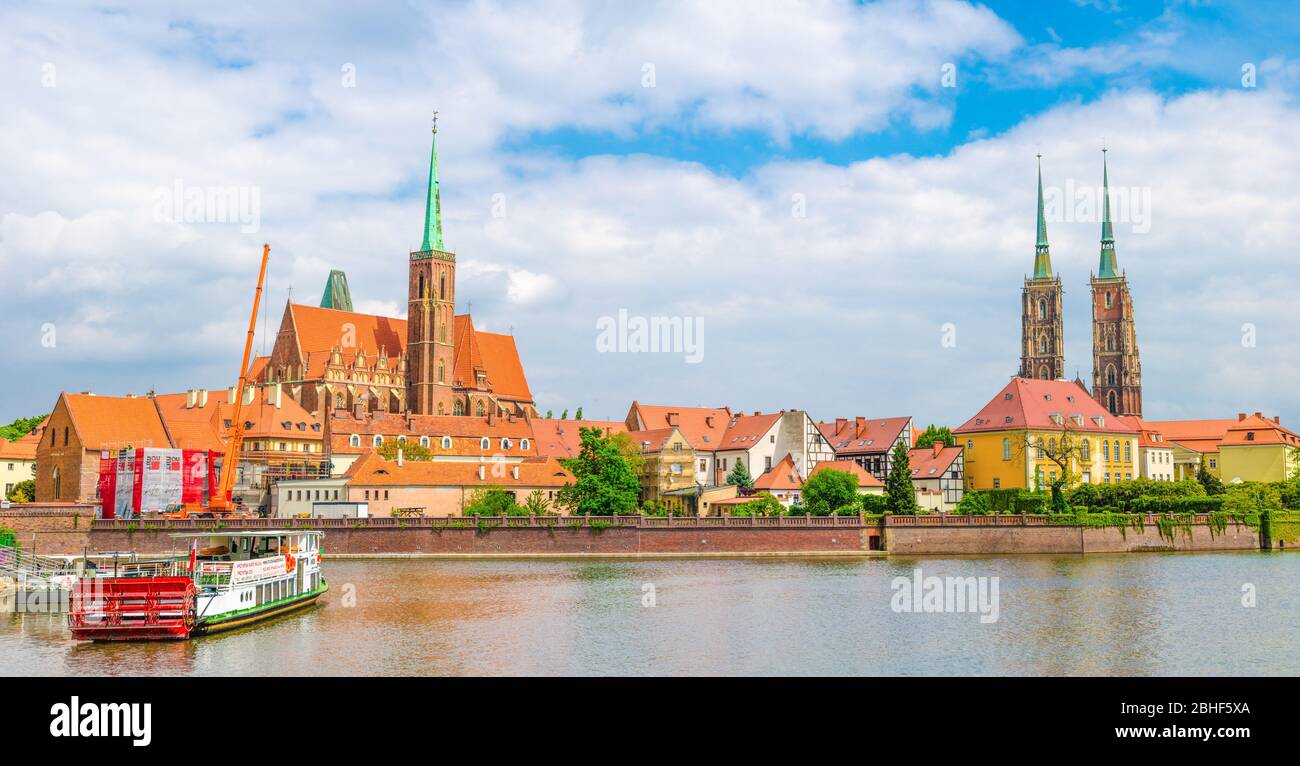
[
  {"left": 480, "top": 437, "right": 490, "bottom": 450},
  {"left": 349, "top": 434, "right": 361, "bottom": 448},
  {"left": 440, "top": 273, "right": 446, "bottom": 299},
  {"left": 454, "top": 401, "right": 465, "bottom": 416},
  {"left": 521, "top": 438, "right": 530, "bottom": 451},
  {"left": 1048, "top": 438, "right": 1057, "bottom": 456},
  {"left": 475, "top": 401, "right": 485, "bottom": 416},
  {"left": 442, "top": 436, "right": 453, "bottom": 449},
  {"left": 1039, "top": 335, "right": 1047, "bottom": 354},
  {"left": 438, "top": 362, "right": 444, "bottom": 384},
  {"left": 1080, "top": 439, "right": 1091, "bottom": 461},
  {"left": 418, "top": 273, "right": 426, "bottom": 299},
  {"left": 501, "top": 438, "right": 512, "bottom": 450},
  {"left": 1036, "top": 438, "right": 1044, "bottom": 459},
  {"left": 1106, "top": 336, "right": 1116, "bottom": 352},
  {"left": 372, "top": 435, "right": 383, "bottom": 447},
  {"left": 397, "top": 435, "right": 406, "bottom": 444},
  {"left": 419, "top": 436, "right": 430, "bottom": 448},
  {"left": 1102, "top": 440, "right": 1111, "bottom": 461},
  {"left": 437, "top": 403, "right": 445, "bottom": 415},
  {"left": 1105, "top": 291, "right": 1113, "bottom": 308},
  {"left": 1106, "top": 366, "right": 1117, "bottom": 386},
  {"left": 52, "top": 467, "right": 61, "bottom": 500},
  {"left": 1123, "top": 441, "right": 1131, "bottom": 461},
  {"left": 63, "top": 427, "right": 68, "bottom": 446},
  {"left": 1107, "top": 391, "right": 1118, "bottom": 413},
  {"left": 1039, "top": 366, "right": 1049, "bottom": 380},
  {"left": 1038, "top": 299, "right": 1047, "bottom": 320}
]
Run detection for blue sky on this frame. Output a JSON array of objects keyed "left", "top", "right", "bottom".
[{"left": 2, "top": 0, "right": 1300, "bottom": 429}]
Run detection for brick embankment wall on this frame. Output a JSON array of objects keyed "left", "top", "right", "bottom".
[
  {"left": 85, "top": 524, "right": 873, "bottom": 557},
  {"left": 0, "top": 504, "right": 96, "bottom": 554},
  {"left": 885, "top": 518, "right": 1260, "bottom": 555}
]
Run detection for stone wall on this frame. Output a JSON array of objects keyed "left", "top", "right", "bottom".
[
  {"left": 0, "top": 504, "right": 97, "bottom": 554},
  {"left": 885, "top": 516, "right": 1259, "bottom": 555}
]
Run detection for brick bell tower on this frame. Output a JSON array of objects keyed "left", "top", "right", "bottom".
[
  {"left": 1090, "top": 149, "right": 1143, "bottom": 416},
  {"left": 407, "top": 115, "right": 457, "bottom": 416},
  {"left": 1020, "top": 155, "right": 1065, "bottom": 381}
]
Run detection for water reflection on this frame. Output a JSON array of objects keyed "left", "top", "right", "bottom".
[{"left": 1, "top": 553, "right": 1297, "bottom": 676}]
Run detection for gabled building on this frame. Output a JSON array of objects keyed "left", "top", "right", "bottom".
[
  {"left": 531, "top": 418, "right": 628, "bottom": 459},
  {"left": 816, "top": 416, "right": 913, "bottom": 482},
  {"left": 954, "top": 377, "right": 1139, "bottom": 490},
  {"left": 627, "top": 427, "right": 696, "bottom": 510},
  {"left": 1, "top": 427, "right": 40, "bottom": 500},
  {"left": 341, "top": 450, "right": 573, "bottom": 517},
  {"left": 1114, "top": 415, "right": 1175, "bottom": 481},
  {"left": 1147, "top": 413, "right": 1299, "bottom": 484},
  {"left": 36, "top": 393, "right": 172, "bottom": 503},
  {"left": 1142, "top": 418, "right": 1236, "bottom": 480},
  {"left": 906, "top": 444, "right": 965, "bottom": 510},
  {"left": 753, "top": 453, "right": 805, "bottom": 506},
  {"left": 327, "top": 410, "right": 538, "bottom": 476}
]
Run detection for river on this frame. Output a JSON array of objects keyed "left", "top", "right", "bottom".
[{"left": 2, "top": 553, "right": 1297, "bottom": 675}]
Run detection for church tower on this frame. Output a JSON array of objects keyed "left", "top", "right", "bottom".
[
  {"left": 1019, "top": 156, "right": 1065, "bottom": 381},
  {"left": 1089, "top": 149, "right": 1142, "bottom": 416},
  {"left": 407, "top": 116, "right": 457, "bottom": 416}
]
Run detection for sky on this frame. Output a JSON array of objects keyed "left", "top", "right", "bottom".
[{"left": 2, "top": 0, "right": 1299, "bottom": 429}]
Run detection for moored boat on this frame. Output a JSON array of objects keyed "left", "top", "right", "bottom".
[{"left": 69, "top": 530, "right": 327, "bottom": 641}]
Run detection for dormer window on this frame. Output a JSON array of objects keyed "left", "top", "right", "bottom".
[
  {"left": 441, "top": 436, "right": 452, "bottom": 449},
  {"left": 1004, "top": 393, "right": 1013, "bottom": 401},
  {"left": 521, "top": 438, "right": 530, "bottom": 451},
  {"left": 281, "top": 420, "right": 292, "bottom": 430},
  {"left": 349, "top": 434, "right": 361, "bottom": 448},
  {"left": 480, "top": 437, "right": 490, "bottom": 450},
  {"left": 419, "top": 436, "right": 430, "bottom": 448},
  {"left": 1246, "top": 432, "right": 1255, "bottom": 441},
  {"left": 373, "top": 435, "right": 383, "bottom": 447},
  {"left": 501, "top": 438, "right": 513, "bottom": 450}
]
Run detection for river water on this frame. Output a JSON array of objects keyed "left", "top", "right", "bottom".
[{"left": 2, "top": 553, "right": 1297, "bottom": 676}]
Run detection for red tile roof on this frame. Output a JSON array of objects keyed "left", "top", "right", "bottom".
[
  {"left": 289, "top": 304, "right": 406, "bottom": 379},
  {"left": 1220, "top": 413, "right": 1299, "bottom": 447},
  {"left": 627, "top": 402, "right": 732, "bottom": 451},
  {"left": 817, "top": 416, "right": 911, "bottom": 454},
  {"left": 531, "top": 419, "right": 629, "bottom": 458},
  {"left": 907, "top": 445, "right": 963, "bottom": 480},
  {"left": 954, "top": 378, "right": 1137, "bottom": 435},
  {"left": 715, "top": 412, "right": 782, "bottom": 451},
  {"left": 1114, "top": 415, "right": 1175, "bottom": 449},
  {"left": 473, "top": 330, "right": 532, "bottom": 401},
  {"left": 154, "top": 387, "right": 323, "bottom": 451},
  {"left": 330, "top": 412, "right": 537, "bottom": 457},
  {"left": 809, "top": 460, "right": 884, "bottom": 488},
  {"left": 0, "top": 438, "right": 37, "bottom": 460},
  {"left": 59, "top": 394, "right": 172, "bottom": 450},
  {"left": 1142, "top": 418, "right": 1240, "bottom": 454},
  {"left": 753, "top": 453, "right": 802, "bottom": 491},
  {"left": 344, "top": 450, "right": 573, "bottom": 488}
]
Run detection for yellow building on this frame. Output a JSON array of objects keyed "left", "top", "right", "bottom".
[
  {"left": 0, "top": 431, "right": 39, "bottom": 500},
  {"left": 1148, "top": 413, "right": 1300, "bottom": 483},
  {"left": 628, "top": 427, "right": 696, "bottom": 511},
  {"left": 954, "top": 377, "right": 1140, "bottom": 491}
]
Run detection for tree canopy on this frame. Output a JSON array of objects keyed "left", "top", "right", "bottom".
[
  {"left": 557, "top": 427, "right": 642, "bottom": 516},
  {"left": 913, "top": 424, "right": 955, "bottom": 449},
  {"left": 803, "top": 468, "right": 858, "bottom": 515},
  {"left": 885, "top": 441, "right": 919, "bottom": 514},
  {"left": 0, "top": 415, "right": 46, "bottom": 442}
]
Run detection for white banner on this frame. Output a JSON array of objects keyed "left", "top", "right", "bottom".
[{"left": 230, "top": 556, "right": 287, "bottom": 585}]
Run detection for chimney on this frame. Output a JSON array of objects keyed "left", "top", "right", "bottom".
[
  {"left": 198, "top": 389, "right": 208, "bottom": 408},
  {"left": 397, "top": 448, "right": 404, "bottom": 467},
  {"left": 511, "top": 465, "right": 519, "bottom": 481},
  {"left": 487, "top": 409, "right": 495, "bottom": 425},
  {"left": 228, "top": 386, "right": 237, "bottom": 405},
  {"left": 1274, "top": 416, "right": 1281, "bottom": 424},
  {"left": 1238, "top": 413, "right": 1247, "bottom": 421},
  {"left": 267, "top": 382, "right": 282, "bottom": 409},
  {"left": 855, "top": 416, "right": 867, "bottom": 436},
  {"left": 477, "top": 464, "right": 485, "bottom": 481},
  {"left": 933, "top": 442, "right": 943, "bottom": 458},
  {"left": 243, "top": 385, "right": 255, "bottom": 406},
  {"left": 835, "top": 417, "right": 847, "bottom": 433},
  {"left": 1254, "top": 411, "right": 1262, "bottom": 418},
  {"left": 186, "top": 389, "right": 197, "bottom": 408},
  {"left": 752, "top": 410, "right": 759, "bottom": 416}
]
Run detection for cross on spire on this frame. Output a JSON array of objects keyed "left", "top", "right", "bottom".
[
  {"left": 1032, "top": 154, "right": 1053, "bottom": 279},
  {"left": 421, "top": 111, "right": 445, "bottom": 252}
]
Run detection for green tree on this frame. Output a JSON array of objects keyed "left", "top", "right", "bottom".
[
  {"left": 1197, "top": 457, "right": 1226, "bottom": 495},
  {"left": 557, "top": 427, "right": 641, "bottom": 516},
  {"left": 1222, "top": 483, "right": 1281, "bottom": 516},
  {"left": 522, "top": 489, "right": 551, "bottom": 516},
  {"left": 729, "top": 491, "right": 784, "bottom": 517},
  {"left": 860, "top": 493, "right": 889, "bottom": 514},
  {"left": 575, "top": 406, "right": 584, "bottom": 420},
  {"left": 463, "top": 487, "right": 524, "bottom": 516},
  {"left": 0, "top": 414, "right": 47, "bottom": 442},
  {"left": 913, "top": 424, "right": 955, "bottom": 449},
  {"left": 376, "top": 439, "right": 433, "bottom": 461},
  {"left": 608, "top": 431, "right": 646, "bottom": 475},
  {"left": 725, "top": 460, "right": 754, "bottom": 490},
  {"left": 545, "top": 409, "right": 553, "bottom": 419},
  {"left": 885, "top": 442, "right": 919, "bottom": 514},
  {"left": 5, "top": 479, "right": 35, "bottom": 504},
  {"left": 955, "top": 490, "right": 991, "bottom": 515},
  {"left": 802, "top": 468, "right": 858, "bottom": 516},
  {"left": 560, "top": 409, "right": 569, "bottom": 420}
]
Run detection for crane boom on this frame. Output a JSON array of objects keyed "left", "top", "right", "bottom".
[{"left": 192, "top": 243, "right": 270, "bottom": 516}]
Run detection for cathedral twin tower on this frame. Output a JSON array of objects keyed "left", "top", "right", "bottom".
[{"left": 1019, "top": 151, "right": 1143, "bottom": 417}]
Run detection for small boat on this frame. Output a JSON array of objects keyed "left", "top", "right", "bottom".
[{"left": 68, "top": 530, "right": 327, "bottom": 641}]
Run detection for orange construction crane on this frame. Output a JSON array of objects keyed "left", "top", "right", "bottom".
[{"left": 172, "top": 243, "right": 270, "bottom": 518}]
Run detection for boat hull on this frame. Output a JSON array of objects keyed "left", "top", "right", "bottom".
[{"left": 196, "top": 581, "right": 328, "bottom": 636}]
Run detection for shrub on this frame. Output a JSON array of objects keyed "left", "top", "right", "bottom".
[
  {"left": 0, "top": 527, "right": 15, "bottom": 548},
  {"left": 1013, "top": 494, "right": 1047, "bottom": 515},
  {"left": 954, "top": 491, "right": 991, "bottom": 515},
  {"left": 860, "top": 494, "right": 889, "bottom": 514},
  {"left": 5, "top": 479, "right": 34, "bottom": 504},
  {"left": 728, "top": 492, "right": 785, "bottom": 517},
  {"left": 463, "top": 487, "right": 525, "bottom": 517},
  {"left": 1221, "top": 484, "right": 1282, "bottom": 517},
  {"left": 804, "top": 469, "right": 859, "bottom": 516}
]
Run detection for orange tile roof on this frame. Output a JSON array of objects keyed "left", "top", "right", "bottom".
[
  {"left": 1220, "top": 413, "right": 1299, "bottom": 447},
  {"left": 954, "top": 378, "right": 1137, "bottom": 435},
  {"left": 473, "top": 331, "right": 532, "bottom": 400},
  {"left": 344, "top": 450, "right": 573, "bottom": 488},
  {"left": 531, "top": 419, "right": 628, "bottom": 458},
  {"left": 0, "top": 438, "right": 37, "bottom": 460},
  {"left": 1143, "top": 418, "right": 1240, "bottom": 454},
  {"left": 716, "top": 412, "right": 782, "bottom": 451},
  {"left": 753, "top": 453, "right": 802, "bottom": 491},
  {"left": 154, "top": 387, "right": 323, "bottom": 451},
  {"left": 906, "top": 445, "right": 963, "bottom": 481},
  {"left": 1114, "top": 415, "right": 1175, "bottom": 449},
  {"left": 809, "top": 460, "right": 884, "bottom": 487},
  {"left": 245, "top": 355, "right": 270, "bottom": 382},
  {"left": 60, "top": 394, "right": 172, "bottom": 450},
  {"left": 627, "top": 402, "right": 733, "bottom": 451},
  {"left": 289, "top": 304, "right": 406, "bottom": 379},
  {"left": 330, "top": 412, "right": 537, "bottom": 457},
  {"left": 817, "top": 416, "right": 911, "bottom": 454}
]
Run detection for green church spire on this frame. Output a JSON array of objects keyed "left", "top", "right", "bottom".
[
  {"left": 420, "top": 113, "right": 445, "bottom": 252},
  {"left": 1032, "top": 154, "right": 1053, "bottom": 279},
  {"left": 320, "top": 269, "right": 353, "bottom": 312},
  {"left": 1097, "top": 148, "right": 1120, "bottom": 279}
]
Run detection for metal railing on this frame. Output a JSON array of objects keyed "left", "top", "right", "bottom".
[{"left": 91, "top": 514, "right": 874, "bottom": 530}]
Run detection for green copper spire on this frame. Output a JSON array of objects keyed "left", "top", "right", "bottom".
[
  {"left": 1032, "top": 154, "right": 1053, "bottom": 279},
  {"left": 1097, "top": 148, "right": 1120, "bottom": 279},
  {"left": 420, "top": 114, "right": 444, "bottom": 252},
  {"left": 320, "top": 269, "right": 354, "bottom": 311}
]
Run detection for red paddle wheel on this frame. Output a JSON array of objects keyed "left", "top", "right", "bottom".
[{"left": 69, "top": 577, "right": 197, "bottom": 641}]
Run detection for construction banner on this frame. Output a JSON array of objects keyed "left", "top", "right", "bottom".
[
  {"left": 97, "top": 448, "right": 221, "bottom": 518},
  {"left": 97, "top": 453, "right": 118, "bottom": 519}
]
